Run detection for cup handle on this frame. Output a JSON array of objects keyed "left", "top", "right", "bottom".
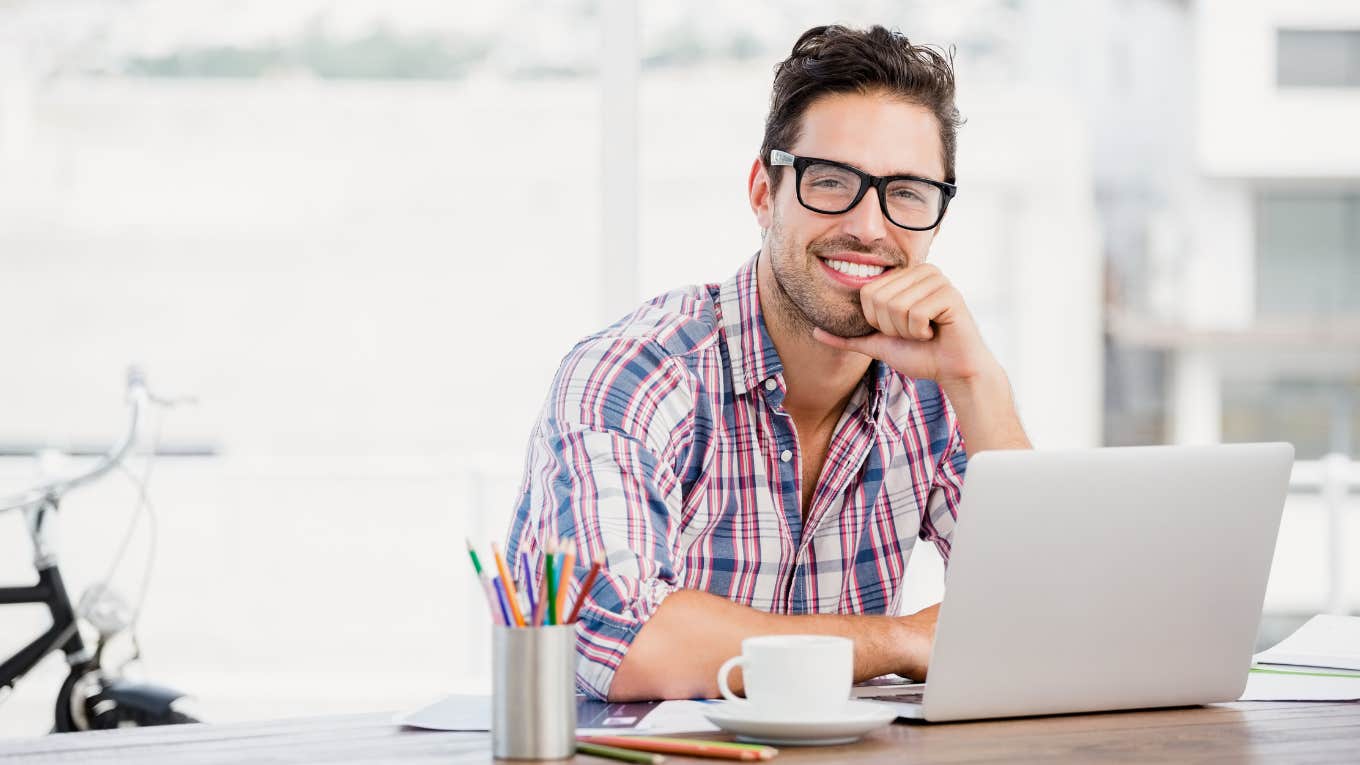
[{"left": 716, "top": 655, "right": 747, "bottom": 702}]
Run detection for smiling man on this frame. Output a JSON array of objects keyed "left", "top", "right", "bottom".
[{"left": 506, "top": 24, "right": 1030, "bottom": 701}]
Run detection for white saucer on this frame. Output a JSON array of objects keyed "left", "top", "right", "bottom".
[{"left": 701, "top": 699, "right": 899, "bottom": 746}]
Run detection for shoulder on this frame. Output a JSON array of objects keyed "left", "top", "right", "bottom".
[
  {"left": 561, "top": 283, "right": 721, "bottom": 375},
  {"left": 546, "top": 283, "right": 721, "bottom": 446}
]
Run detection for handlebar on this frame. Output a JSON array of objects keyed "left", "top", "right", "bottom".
[{"left": 0, "top": 367, "right": 171, "bottom": 515}]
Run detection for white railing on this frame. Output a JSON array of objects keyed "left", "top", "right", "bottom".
[{"left": 1290, "top": 454, "right": 1359, "bottom": 615}]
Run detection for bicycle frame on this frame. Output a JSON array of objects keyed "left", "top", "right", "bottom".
[{"left": 0, "top": 501, "right": 92, "bottom": 694}]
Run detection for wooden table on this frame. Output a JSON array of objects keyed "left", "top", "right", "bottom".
[{"left": 2, "top": 702, "right": 1357, "bottom": 763}]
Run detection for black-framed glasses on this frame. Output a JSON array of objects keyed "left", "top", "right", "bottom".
[{"left": 769, "top": 149, "right": 957, "bottom": 231}]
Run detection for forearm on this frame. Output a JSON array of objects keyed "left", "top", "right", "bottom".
[
  {"left": 940, "top": 362, "right": 1032, "bottom": 457},
  {"left": 607, "top": 589, "right": 934, "bottom": 701}
]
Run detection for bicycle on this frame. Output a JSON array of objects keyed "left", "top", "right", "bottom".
[{"left": 0, "top": 367, "right": 200, "bottom": 731}]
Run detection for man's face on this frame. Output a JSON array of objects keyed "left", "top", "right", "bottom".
[{"left": 756, "top": 91, "right": 947, "bottom": 337}]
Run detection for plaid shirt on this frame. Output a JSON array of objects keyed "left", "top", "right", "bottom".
[{"left": 506, "top": 253, "right": 968, "bottom": 700}]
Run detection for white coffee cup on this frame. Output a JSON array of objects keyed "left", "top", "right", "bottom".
[{"left": 716, "top": 635, "right": 853, "bottom": 718}]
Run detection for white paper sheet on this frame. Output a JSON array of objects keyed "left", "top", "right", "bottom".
[
  {"left": 397, "top": 694, "right": 489, "bottom": 731},
  {"left": 395, "top": 694, "right": 718, "bottom": 735},
  {"left": 1253, "top": 615, "right": 1360, "bottom": 671},
  {"left": 1238, "top": 669, "right": 1360, "bottom": 702}
]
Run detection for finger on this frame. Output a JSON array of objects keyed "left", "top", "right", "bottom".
[
  {"left": 811, "top": 328, "right": 897, "bottom": 359},
  {"left": 906, "top": 289, "right": 957, "bottom": 340},
  {"left": 873, "top": 296, "right": 899, "bottom": 339},
  {"left": 860, "top": 262, "right": 935, "bottom": 305},
  {"left": 863, "top": 278, "right": 927, "bottom": 338},
  {"left": 881, "top": 277, "right": 946, "bottom": 339},
  {"left": 882, "top": 262, "right": 940, "bottom": 296},
  {"left": 862, "top": 268, "right": 944, "bottom": 337}
]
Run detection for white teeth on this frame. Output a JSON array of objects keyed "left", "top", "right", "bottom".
[{"left": 824, "top": 259, "right": 886, "bottom": 278}]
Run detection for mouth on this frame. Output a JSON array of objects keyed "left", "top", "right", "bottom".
[{"left": 817, "top": 255, "right": 895, "bottom": 287}]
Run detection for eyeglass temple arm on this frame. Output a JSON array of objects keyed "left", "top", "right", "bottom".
[{"left": 769, "top": 149, "right": 795, "bottom": 166}]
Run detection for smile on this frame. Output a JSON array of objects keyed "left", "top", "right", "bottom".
[{"left": 822, "top": 258, "right": 886, "bottom": 278}]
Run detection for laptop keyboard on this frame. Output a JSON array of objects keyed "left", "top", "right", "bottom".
[{"left": 867, "top": 691, "right": 925, "bottom": 704}]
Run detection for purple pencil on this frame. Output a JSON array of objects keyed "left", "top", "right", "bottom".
[
  {"left": 481, "top": 576, "right": 504, "bottom": 625},
  {"left": 490, "top": 576, "right": 513, "bottom": 627},
  {"left": 520, "top": 552, "right": 537, "bottom": 620}
]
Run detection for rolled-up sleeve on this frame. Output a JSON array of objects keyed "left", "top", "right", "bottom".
[
  {"left": 509, "top": 426, "right": 683, "bottom": 699},
  {"left": 505, "top": 333, "right": 694, "bottom": 699}
]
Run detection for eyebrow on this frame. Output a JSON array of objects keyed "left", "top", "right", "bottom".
[{"left": 815, "top": 154, "right": 937, "bottom": 180}]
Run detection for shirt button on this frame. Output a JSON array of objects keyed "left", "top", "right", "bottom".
[
  {"left": 764, "top": 378, "right": 777, "bottom": 392},
  {"left": 780, "top": 449, "right": 793, "bottom": 463}
]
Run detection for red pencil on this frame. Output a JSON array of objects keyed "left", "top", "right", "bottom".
[
  {"left": 565, "top": 554, "right": 603, "bottom": 624},
  {"left": 532, "top": 558, "right": 550, "bottom": 627}
]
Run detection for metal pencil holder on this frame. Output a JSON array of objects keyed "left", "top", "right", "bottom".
[{"left": 491, "top": 624, "right": 577, "bottom": 760}]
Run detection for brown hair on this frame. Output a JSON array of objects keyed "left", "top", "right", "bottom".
[{"left": 760, "top": 25, "right": 963, "bottom": 187}]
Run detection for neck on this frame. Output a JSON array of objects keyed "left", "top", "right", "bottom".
[{"left": 755, "top": 249, "right": 872, "bottom": 427}]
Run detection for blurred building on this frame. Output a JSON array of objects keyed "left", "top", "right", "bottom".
[
  {"left": 1090, "top": 0, "right": 1360, "bottom": 615},
  {"left": 1097, "top": 0, "right": 1360, "bottom": 458}
]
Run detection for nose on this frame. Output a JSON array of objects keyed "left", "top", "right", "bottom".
[{"left": 838, "top": 185, "right": 890, "bottom": 244}]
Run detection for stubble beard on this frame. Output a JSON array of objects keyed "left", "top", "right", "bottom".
[{"left": 764, "top": 222, "right": 883, "bottom": 339}]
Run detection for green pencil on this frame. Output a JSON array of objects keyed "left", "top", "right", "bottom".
[
  {"left": 545, "top": 538, "right": 559, "bottom": 625},
  {"left": 577, "top": 741, "right": 665, "bottom": 764},
  {"left": 1251, "top": 666, "right": 1360, "bottom": 679},
  {"left": 465, "top": 538, "right": 485, "bottom": 576}
]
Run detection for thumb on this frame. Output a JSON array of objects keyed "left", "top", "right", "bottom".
[{"left": 811, "top": 327, "right": 894, "bottom": 359}]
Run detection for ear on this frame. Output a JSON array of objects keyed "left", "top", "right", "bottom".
[{"left": 748, "top": 157, "right": 773, "bottom": 231}]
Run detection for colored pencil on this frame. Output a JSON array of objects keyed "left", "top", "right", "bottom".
[
  {"left": 545, "top": 538, "right": 559, "bottom": 625},
  {"left": 603, "top": 737, "right": 776, "bottom": 753},
  {"left": 576, "top": 741, "right": 665, "bottom": 764},
  {"left": 480, "top": 575, "right": 504, "bottom": 625},
  {"left": 490, "top": 575, "right": 513, "bottom": 627},
  {"left": 466, "top": 540, "right": 503, "bottom": 623},
  {"left": 490, "top": 542, "right": 527, "bottom": 627},
  {"left": 566, "top": 554, "right": 604, "bottom": 624},
  {"left": 532, "top": 566, "right": 550, "bottom": 626},
  {"left": 556, "top": 539, "right": 577, "bottom": 622},
  {"left": 578, "top": 736, "right": 777, "bottom": 761},
  {"left": 465, "top": 538, "right": 485, "bottom": 576},
  {"left": 520, "top": 551, "right": 537, "bottom": 620}
]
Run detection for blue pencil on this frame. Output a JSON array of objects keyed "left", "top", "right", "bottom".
[
  {"left": 490, "top": 576, "right": 513, "bottom": 627},
  {"left": 520, "top": 552, "right": 537, "bottom": 620}
]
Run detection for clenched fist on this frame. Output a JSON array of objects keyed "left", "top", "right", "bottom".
[{"left": 812, "top": 263, "right": 996, "bottom": 385}]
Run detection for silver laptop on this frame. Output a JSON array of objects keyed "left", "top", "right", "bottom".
[{"left": 864, "top": 443, "right": 1294, "bottom": 722}]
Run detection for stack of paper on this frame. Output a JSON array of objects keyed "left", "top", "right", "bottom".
[{"left": 1239, "top": 614, "right": 1360, "bottom": 702}]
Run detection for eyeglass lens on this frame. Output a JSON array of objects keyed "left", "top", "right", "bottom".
[{"left": 799, "top": 161, "right": 943, "bottom": 228}]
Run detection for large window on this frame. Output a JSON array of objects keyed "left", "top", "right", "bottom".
[
  {"left": 1256, "top": 191, "right": 1360, "bottom": 318},
  {"left": 1277, "top": 30, "right": 1360, "bottom": 87}
]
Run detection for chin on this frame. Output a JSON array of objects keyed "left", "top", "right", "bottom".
[{"left": 813, "top": 314, "right": 876, "bottom": 339}]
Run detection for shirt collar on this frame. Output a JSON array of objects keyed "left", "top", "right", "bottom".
[
  {"left": 717, "top": 251, "right": 893, "bottom": 421},
  {"left": 717, "top": 252, "right": 783, "bottom": 396}
]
